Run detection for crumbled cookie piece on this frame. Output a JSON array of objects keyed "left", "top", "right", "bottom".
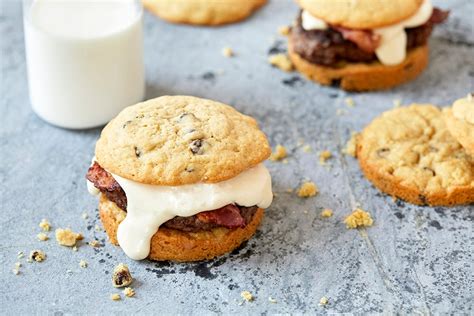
[
  {"left": 343, "top": 132, "right": 359, "bottom": 157},
  {"left": 17, "top": 251, "right": 24, "bottom": 259},
  {"left": 89, "top": 240, "right": 101, "bottom": 248},
  {"left": 94, "top": 225, "right": 101, "bottom": 232},
  {"left": 268, "top": 296, "right": 277, "bottom": 303},
  {"left": 319, "top": 296, "right": 329, "bottom": 306},
  {"left": 72, "top": 246, "right": 78, "bottom": 252},
  {"left": 270, "top": 144, "right": 287, "bottom": 161},
  {"left": 345, "top": 97, "right": 355, "bottom": 107},
  {"left": 321, "top": 209, "right": 333, "bottom": 218},
  {"left": 39, "top": 219, "right": 51, "bottom": 232},
  {"left": 81, "top": 212, "right": 89, "bottom": 220},
  {"left": 241, "top": 291, "right": 253, "bottom": 302},
  {"left": 302, "top": 145, "right": 312, "bottom": 153},
  {"left": 222, "top": 47, "right": 234, "bottom": 57},
  {"left": 268, "top": 54, "right": 294, "bottom": 72},
  {"left": 278, "top": 25, "right": 290, "bottom": 36},
  {"left": 37, "top": 233, "right": 49, "bottom": 241},
  {"left": 319, "top": 150, "right": 332, "bottom": 165},
  {"left": 110, "top": 293, "right": 121, "bottom": 301},
  {"left": 55, "top": 228, "right": 83, "bottom": 247},
  {"left": 123, "top": 287, "right": 135, "bottom": 298},
  {"left": 344, "top": 208, "right": 374, "bottom": 229},
  {"left": 12, "top": 262, "right": 21, "bottom": 275},
  {"left": 79, "top": 260, "right": 88, "bottom": 268},
  {"left": 112, "top": 263, "right": 133, "bottom": 288},
  {"left": 297, "top": 182, "right": 319, "bottom": 198},
  {"left": 29, "top": 250, "right": 46, "bottom": 262}
]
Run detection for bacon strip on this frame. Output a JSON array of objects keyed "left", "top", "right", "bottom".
[
  {"left": 197, "top": 204, "right": 246, "bottom": 229},
  {"left": 86, "top": 162, "right": 121, "bottom": 192},
  {"left": 333, "top": 27, "right": 381, "bottom": 53}
]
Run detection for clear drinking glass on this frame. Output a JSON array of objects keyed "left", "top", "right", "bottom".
[{"left": 23, "top": 0, "right": 145, "bottom": 129}]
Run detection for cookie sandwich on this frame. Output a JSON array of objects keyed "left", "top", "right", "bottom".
[
  {"left": 356, "top": 104, "right": 474, "bottom": 206},
  {"left": 289, "top": 0, "right": 449, "bottom": 91},
  {"left": 444, "top": 94, "right": 474, "bottom": 156},
  {"left": 86, "top": 96, "right": 273, "bottom": 261},
  {"left": 143, "top": 0, "right": 267, "bottom": 26}
]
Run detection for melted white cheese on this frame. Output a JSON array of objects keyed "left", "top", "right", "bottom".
[
  {"left": 301, "top": 0, "right": 433, "bottom": 65},
  {"left": 301, "top": 10, "right": 328, "bottom": 30},
  {"left": 89, "top": 164, "right": 273, "bottom": 260}
]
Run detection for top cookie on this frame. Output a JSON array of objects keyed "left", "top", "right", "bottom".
[
  {"left": 357, "top": 104, "right": 474, "bottom": 206},
  {"left": 95, "top": 96, "right": 271, "bottom": 186},
  {"left": 143, "top": 0, "right": 267, "bottom": 26},
  {"left": 296, "top": 0, "right": 423, "bottom": 29},
  {"left": 444, "top": 95, "right": 474, "bottom": 156}
]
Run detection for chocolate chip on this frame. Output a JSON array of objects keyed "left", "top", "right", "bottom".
[
  {"left": 189, "top": 139, "right": 203, "bottom": 155},
  {"left": 112, "top": 264, "right": 133, "bottom": 288},
  {"left": 134, "top": 146, "right": 141, "bottom": 158},
  {"left": 376, "top": 148, "right": 390, "bottom": 158},
  {"left": 122, "top": 120, "right": 132, "bottom": 128},
  {"left": 418, "top": 194, "right": 428, "bottom": 206},
  {"left": 423, "top": 167, "right": 436, "bottom": 176}
]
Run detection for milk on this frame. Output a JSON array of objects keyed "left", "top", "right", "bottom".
[{"left": 23, "top": 0, "right": 145, "bottom": 129}]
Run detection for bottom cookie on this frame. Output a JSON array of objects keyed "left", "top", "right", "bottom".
[
  {"left": 98, "top": 194, "right": 264, "bottom": 262},
  {"left": 288, "top": 43, "right": 428, "bottom": 92},
  {"left": 357, "top": 104, "right": 474, "bottom": 206}
]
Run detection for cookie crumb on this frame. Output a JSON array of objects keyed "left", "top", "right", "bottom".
[
  {"left": 72, "top": 246, "right": 78, "bottom": 252},
  {"left": 13, "top": 269, "right": 20, "bottom": 275},
  {"left": 343, "top": 132, "right": 358, "bottom": 157},
  {"left": 123, "top": 287, "right": 135, "bottom": 298},
  {"left": 112, "top": 263, "right": 133, "bottom": 288},
  {"left": 336, "top": 108, "right": 347, "bottom": 116},
  {"left": 319, "top": 150, "right": 332, "bottom": 165},
  {"left": 268, "top": 296, "right": 277, "bottom": 303},
  {"left": 321, "top": 209, "right": 333, "bottom": 218},
  {"left": 37, "top": 232, "right": 49, "bottom": 241},
  {"left": 17, "top": 251, "right": 24, "bottom": 259},
  {"left": 79, "top": 260, "right": 88, "bottom": 268},
  {"left": 302, "top": 145, "right": 312, "bottom": 153},
  {"left": 110, "top": 293, "right": 121, "bottom": 301},
  {"left": 241, "top": 291, "right": 253, "bottom": 302},
  {"left": 81, "top": 212, "right": 88, "bottom": 220},
  {"left": 270, "top": 144, "right": 287, "bottom": 161},
  {"left": 94, "top": 225, "right": 101, "bottom": 232},
  {"left": 13, "top": 262, "right": 21, "bottom": 275},
  {"left": 55, "top": 228, "right": 82, "bottom": 247},
  {"left": 268, "top": 54, "right": 294, "bottom": 72},
  {"left": 89, "top": 240, "right": 101, "bottom": 248},
  {"left": 222, "top": 46, "right": 234, "bottom": 57},
  {"left": 344, "top": 208, "right": 374, "bottom": 229},
  {"left": 286, "top": 188, "right": 293, "bottom": 193},
  {"left": 278, "top": 25, "right": 290, "bottom": 36},
  {"left": 345, "top": 97, "right": 355, "bottom": 107},
  {"left": 29, "top": 250, "right": 46, "bottom": 262},
  {"left": 319, "top": 296, "right": 329, "bottom": 306},
  {"left": 297, "top": 182, "right": 319, "bottom": 198},
  {"left": 393, "top": 99, "right": 402, "bottom": 108},
  {"left": 39, "top": 219, "right": 51, "bottom": 232}
]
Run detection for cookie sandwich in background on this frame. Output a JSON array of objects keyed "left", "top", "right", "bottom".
[
  {"left": 86, "top": 96, "right": 273, "bottom": 261},
  {"left": 443, "top": 94, "right": 474, "bottom": 156},
  {"left": 143, "top": 0, "right": 267, "bottom": 26},
  {"left": 356, "top": 103, "right": 474, "bottom": 206},
  {"left": 288, "top": 0, "right": 449, "bottom": 91}
]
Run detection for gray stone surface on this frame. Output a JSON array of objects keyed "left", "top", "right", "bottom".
[{"left": 1, "top": 0, "right": 473, "bottom": 314}]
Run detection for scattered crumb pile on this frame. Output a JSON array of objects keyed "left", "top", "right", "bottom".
[
  {"left": 268, "top": 54, "right": 294, "bottom": 72},
  {"left": 241, "top": 291, "right": 254, "bottom": 302},
  {"left": 344, "top": 208, "right": 373, "bottom": 229},
  {"left": 55, "top": 228, "right": 83, "bottom": 247},
  {"left": 321, "top": 209, "right": 333, "bottom": 218},
  {"left": 270, "top": 144, "right": 287, "bottom": 161},
  {"left": 297, "top": 182, "right": 319, "bottom": 198}
]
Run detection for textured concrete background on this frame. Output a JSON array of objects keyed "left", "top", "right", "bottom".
[{"left": 1, "top": 0, "right": 473, "bottom": 314}]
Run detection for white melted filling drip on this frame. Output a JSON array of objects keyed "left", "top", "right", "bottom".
[
  {"left": 89, "top": 163, "right": 273, "bottom": 260},
  {"left": 301, "top": 0, "right": 433, "bottom": 65}
]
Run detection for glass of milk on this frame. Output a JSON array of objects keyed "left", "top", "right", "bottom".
[{"left": 23, "top": 0, "right": 145, "bottom": 129}]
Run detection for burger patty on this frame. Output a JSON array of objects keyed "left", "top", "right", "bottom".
[
  {"left": 86, "top": 162, "right": 258, "bottom": 232},
  {"left": 290, "top": 8, "right": 448, "bottom": 66}
]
